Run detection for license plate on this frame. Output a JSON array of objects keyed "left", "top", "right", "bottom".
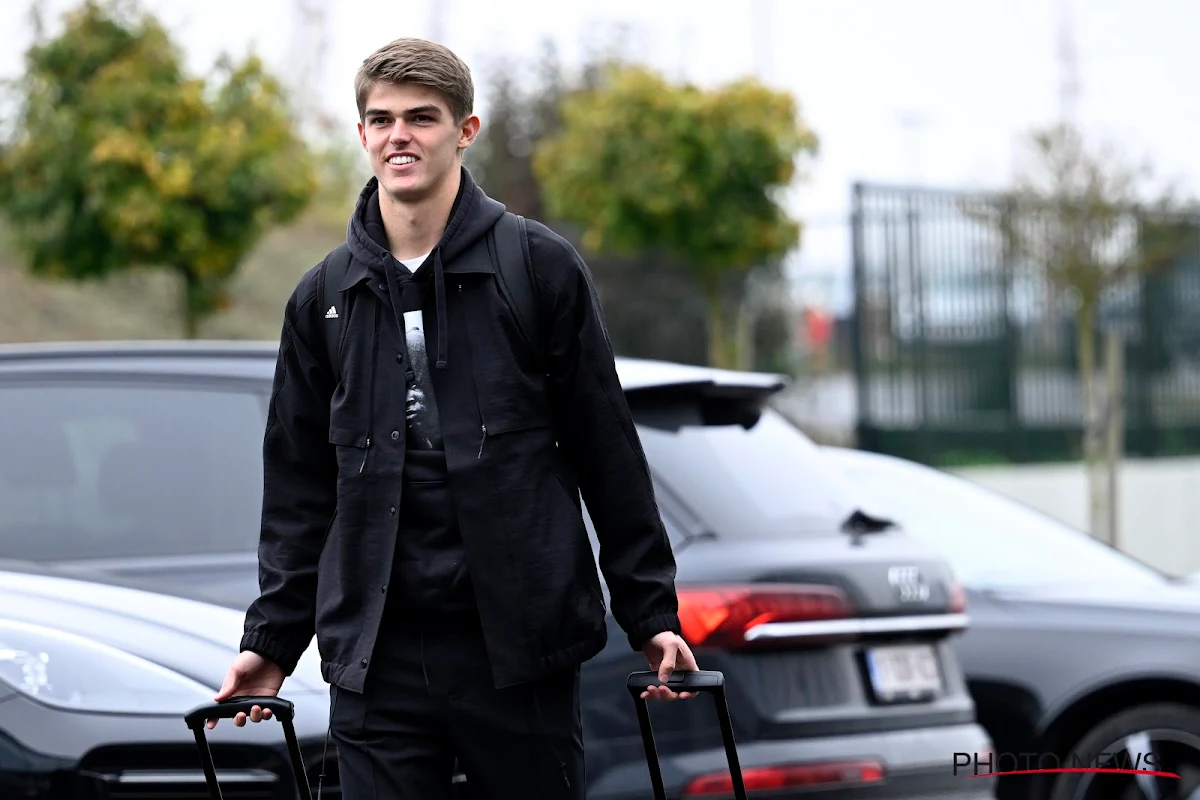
[{"left": 865, "top": 644, "right": 943, "bottom": 702}]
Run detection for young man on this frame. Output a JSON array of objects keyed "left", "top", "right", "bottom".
[{"left": 210, "top": 37, "right": 697, "bottom": 799}]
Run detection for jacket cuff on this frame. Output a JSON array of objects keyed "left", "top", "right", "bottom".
[
  {"left": 626, "top": 612, "right": 683, "bottom": 652},
  {"left": 240, "top": 630, "right": 307, "bottom": 677}
]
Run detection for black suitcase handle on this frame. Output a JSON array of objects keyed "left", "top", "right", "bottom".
[
  {"left": 626, "top": 670, "right": 747, "bottom": 800},
  {"left": 183, "top": 695, "right": 312, "bottom": 800}
]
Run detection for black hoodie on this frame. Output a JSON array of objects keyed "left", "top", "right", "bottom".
[
  {"left": 352, "top": 173, "right": 492, "bottom": 629},
  {"left": 241, "top": 166, "right": 682, "bottom": 692}
]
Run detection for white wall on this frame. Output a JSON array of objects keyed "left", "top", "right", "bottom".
[{"left": 952, "top": 457, "right": 1200, "bottom": 578}]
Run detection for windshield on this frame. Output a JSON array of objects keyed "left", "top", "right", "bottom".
[
  {"left": 633, "top": 405, "right": 860, "bottom": 539},
  {"left": 824, "top": 449, "right": 1167, "bottom": 588},
  {"left": 0, "top": 382, "right": 267, "bottom": 561}
]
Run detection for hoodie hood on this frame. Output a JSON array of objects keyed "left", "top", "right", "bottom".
[
  {"left": 345, "top": 164, "right": 507, "bottom": 268},
  {"left": 343, "top": 165, "right": 507, "bottom": 370}
]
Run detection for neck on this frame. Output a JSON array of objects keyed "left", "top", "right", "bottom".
[{"left": 378, "top": 164, "right": 462, "bottom": 260}]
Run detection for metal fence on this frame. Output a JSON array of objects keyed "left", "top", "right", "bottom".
[{"left": 848, "top": 182, "right": 1200, "bottom": 466}]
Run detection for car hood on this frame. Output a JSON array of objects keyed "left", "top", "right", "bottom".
[
  {"left": 48, "top": 552, "right": 264, "bottom": 612},
  {"left": 0, "top": 565, "right": 328, "bottom": 694}
]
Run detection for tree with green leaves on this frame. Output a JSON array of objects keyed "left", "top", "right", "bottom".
[
  {"left": 532, "top": 63, "right": 818, "bottom": 368},
  {"left": 0, "top": 0, "right": 315, "bottom": 338},
  {"left": 969, "top": 120, "right": 1195, "bottom": 544}
]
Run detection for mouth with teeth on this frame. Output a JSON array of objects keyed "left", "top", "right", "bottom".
[{"left": 387, "top": 154, "right": 418, "bottom": 167}]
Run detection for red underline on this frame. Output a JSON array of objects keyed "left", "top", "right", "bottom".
[{"left": 966, "top": 768, "right": 1181, "bottom": 779}]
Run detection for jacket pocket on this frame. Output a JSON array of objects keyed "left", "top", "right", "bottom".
[
  {"left": 460, "top": 272, "right": 552, "bottom": 439},
  {"left": 329, "top": 426, "right": 370, "bottom": 476},
  {"left": 326, "top": 294, "right": 378, "bottom": 469},
  {"left": 328, "top": 425, "right": 368, "bottom": 449}
]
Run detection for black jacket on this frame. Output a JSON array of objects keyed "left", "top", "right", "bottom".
[{"left": 241, "top": 167, "right": 682, "bottom": 691}]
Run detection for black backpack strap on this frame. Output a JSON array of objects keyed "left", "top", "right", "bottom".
[
  {"left": 317, "top": 243, "right": 353, "bottom": 380},
  {"left": 489, "top": 212, "right": 542, "bottom": 362}
]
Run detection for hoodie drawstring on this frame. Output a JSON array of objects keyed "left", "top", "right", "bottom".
[
  {"left": 382, "top": 254, "right": 417, "bottom": 387},
  {"left": 433, "top": 249, "right": 448, "bottom": 370}
]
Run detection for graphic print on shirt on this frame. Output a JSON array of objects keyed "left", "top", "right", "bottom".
[{"left": 403, "top": 308, "right": 443, "bottom": 450}]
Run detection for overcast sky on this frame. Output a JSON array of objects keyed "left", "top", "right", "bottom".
[{"left": 4, "top": 0, "right": 1197, "bottom": 311}]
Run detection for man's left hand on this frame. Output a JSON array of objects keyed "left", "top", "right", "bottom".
[{"left": 640, "top": 631, "right": 699, "bottom": 701}]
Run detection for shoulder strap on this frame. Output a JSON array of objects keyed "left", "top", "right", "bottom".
[
  {"left": 489, "top": 212, "right": 542, "bottom": 359},
  {"left": 317, "top": 242, "right": 353, "bottom": 379}
]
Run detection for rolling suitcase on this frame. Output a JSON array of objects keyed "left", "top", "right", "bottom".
[
  {"left": 626, "top": 669, "right": 748, "bottom": 800},
  {"left": 184, "top": 695, "right": 315, "bottom": 800}
]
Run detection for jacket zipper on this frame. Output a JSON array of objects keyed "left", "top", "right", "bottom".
[
  {"left": 461, "top": 282, "right": 489, "bottom": 459},
  {"left": 359, "top": 302, "right": 381, "bottom": 474}
]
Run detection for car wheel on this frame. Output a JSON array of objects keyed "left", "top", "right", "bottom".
[{"left": 1049, "top": 703, "right": 1200, "bottom": 800}]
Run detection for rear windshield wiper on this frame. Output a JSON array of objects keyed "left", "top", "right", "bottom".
[{"left": 841, "top": 509, "right": 896, "bottom": 545}]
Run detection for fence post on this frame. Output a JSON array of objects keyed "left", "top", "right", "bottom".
[{"left": 850, "top": 182, "right": 869, "bottom": 450}]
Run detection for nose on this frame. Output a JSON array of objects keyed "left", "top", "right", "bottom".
[{"left": 389, "top": 121, "right": 411, "bottom": 144}]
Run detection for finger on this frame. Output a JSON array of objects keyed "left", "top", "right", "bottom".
[
  {"left": 658, "top": 648, "right": 677, "bottom": 683},
  {"left": 262, "top": 707, "right": 273, "bottom": 720},
  {"left": 213, "top": 668, "right": 241, "bottom": 702},
  {"left": 234, "top": 712, "right": 247, "bottom": 727},
  {"left": 679, "top": 642, "right": 699, "bottom": 670}
]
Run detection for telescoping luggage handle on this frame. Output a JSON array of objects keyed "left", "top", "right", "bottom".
[
  {"left": 626, "top": 669, "right": 747, "bottom": 800},
  {"left": 183, "top": 695, "right": 312, "bottom": 800}
]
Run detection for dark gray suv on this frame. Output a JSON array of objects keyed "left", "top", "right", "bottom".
[{"left": 0, "top": 340, "right": 994, "bottom": 799}]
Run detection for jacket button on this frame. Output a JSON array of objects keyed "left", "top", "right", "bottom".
[
  {"left": 389, "top": 506, "right": 396, "bottom": 516},
  {"left": 381, "top": 584, "right": 387, "bottom": 594},
  {"left": 360, "top": 658, "right": 368, "bottom": 667},
  {"left": 391, "top": 430, "right": 399, "bottom": 440},
  {"left": 396, "top": 353, "right": 403, "bottom": 364}
]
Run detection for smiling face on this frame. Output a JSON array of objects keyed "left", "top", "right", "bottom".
[{"left": 357, "top": 82, "right": 480, "bottom": 206}]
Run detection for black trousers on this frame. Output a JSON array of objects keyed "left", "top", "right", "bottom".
[{"left": 328, "top": 621, "right": 586, "bottom": 800}]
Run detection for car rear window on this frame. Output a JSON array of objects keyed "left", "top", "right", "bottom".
[
  {"left": 0, "top": 382, "right": 266, "bottom": 561},
  {"left": 632, "top": 401, "right": 860, "bottom": 540}
]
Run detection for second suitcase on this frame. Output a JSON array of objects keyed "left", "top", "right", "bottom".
[{"left": 626, "top": 669, "right": 748, "bottom": 800}]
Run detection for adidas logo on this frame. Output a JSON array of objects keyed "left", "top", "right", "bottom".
[{"left": 325, "top": 306, "right": 338, "bottom": 319}]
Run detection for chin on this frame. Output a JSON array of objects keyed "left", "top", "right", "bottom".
[{"left": 380, "top": 176, "right": 430, "bottom": 203}]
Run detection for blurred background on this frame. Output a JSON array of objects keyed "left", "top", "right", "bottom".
[{"left": 2, "top": 0, "right": 1199, "bottom": 574}]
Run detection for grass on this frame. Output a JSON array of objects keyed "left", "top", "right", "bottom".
[{"left": 0, "top": 215, "right": 347, "bottom": 345}]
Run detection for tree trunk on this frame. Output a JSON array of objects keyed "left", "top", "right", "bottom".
[
  {"left": 1076, "top": 299, "right": 1107, "bottom": 542},
  {"left": 734, "top": 289, "right": 756, "bottom": 371},
  {"left": 704, "top": 284, "right": 740, "bottom": 368},
  {"left": 1104, "top": 329, "right": 1124, "bottom": 549},
  {"left": 182, "top": 270, "right": 200, "bottom": 339}
]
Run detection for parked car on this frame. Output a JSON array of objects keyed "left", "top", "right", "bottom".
[
  {"left": 0, "top": 560, "right": 339, "bottom": 799},
  {"left": 0, "top": 340, "right": 994, "bottom": 799},
  {"left": 823, "top": 445, "right": 1200, "bottom": 800}
]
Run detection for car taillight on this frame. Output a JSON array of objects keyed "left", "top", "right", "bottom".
[
  {"left": 949, "top": 580, "right": 967, "bottom": 613},
  {"left": 684, "top": 759, "right": 885, "bottom": 795},
  {"left": 677, "top": 584, "right": 852, "bottom": 649}
]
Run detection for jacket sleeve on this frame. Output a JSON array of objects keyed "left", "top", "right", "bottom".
[
  {"left": 531, "top": 226, "right": 683, "bottom": 652},
  {"left": 239, "top": 272, "right": 337, "bottom": 675}
]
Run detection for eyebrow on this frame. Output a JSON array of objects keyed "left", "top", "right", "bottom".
[{"left": 364, "top": 105, "right": 442, "bottom": 117}]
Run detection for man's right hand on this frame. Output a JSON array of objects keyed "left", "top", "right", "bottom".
[{"left": 206, "top": 650, "right": 286, "bottom": 730}]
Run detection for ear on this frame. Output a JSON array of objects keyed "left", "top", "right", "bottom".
[
  {"left": 357, "top": 120, "right": 368, "bottom": 150},
  {"left": 457, "top": 114, "right": 481, "bottom": 151}
]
